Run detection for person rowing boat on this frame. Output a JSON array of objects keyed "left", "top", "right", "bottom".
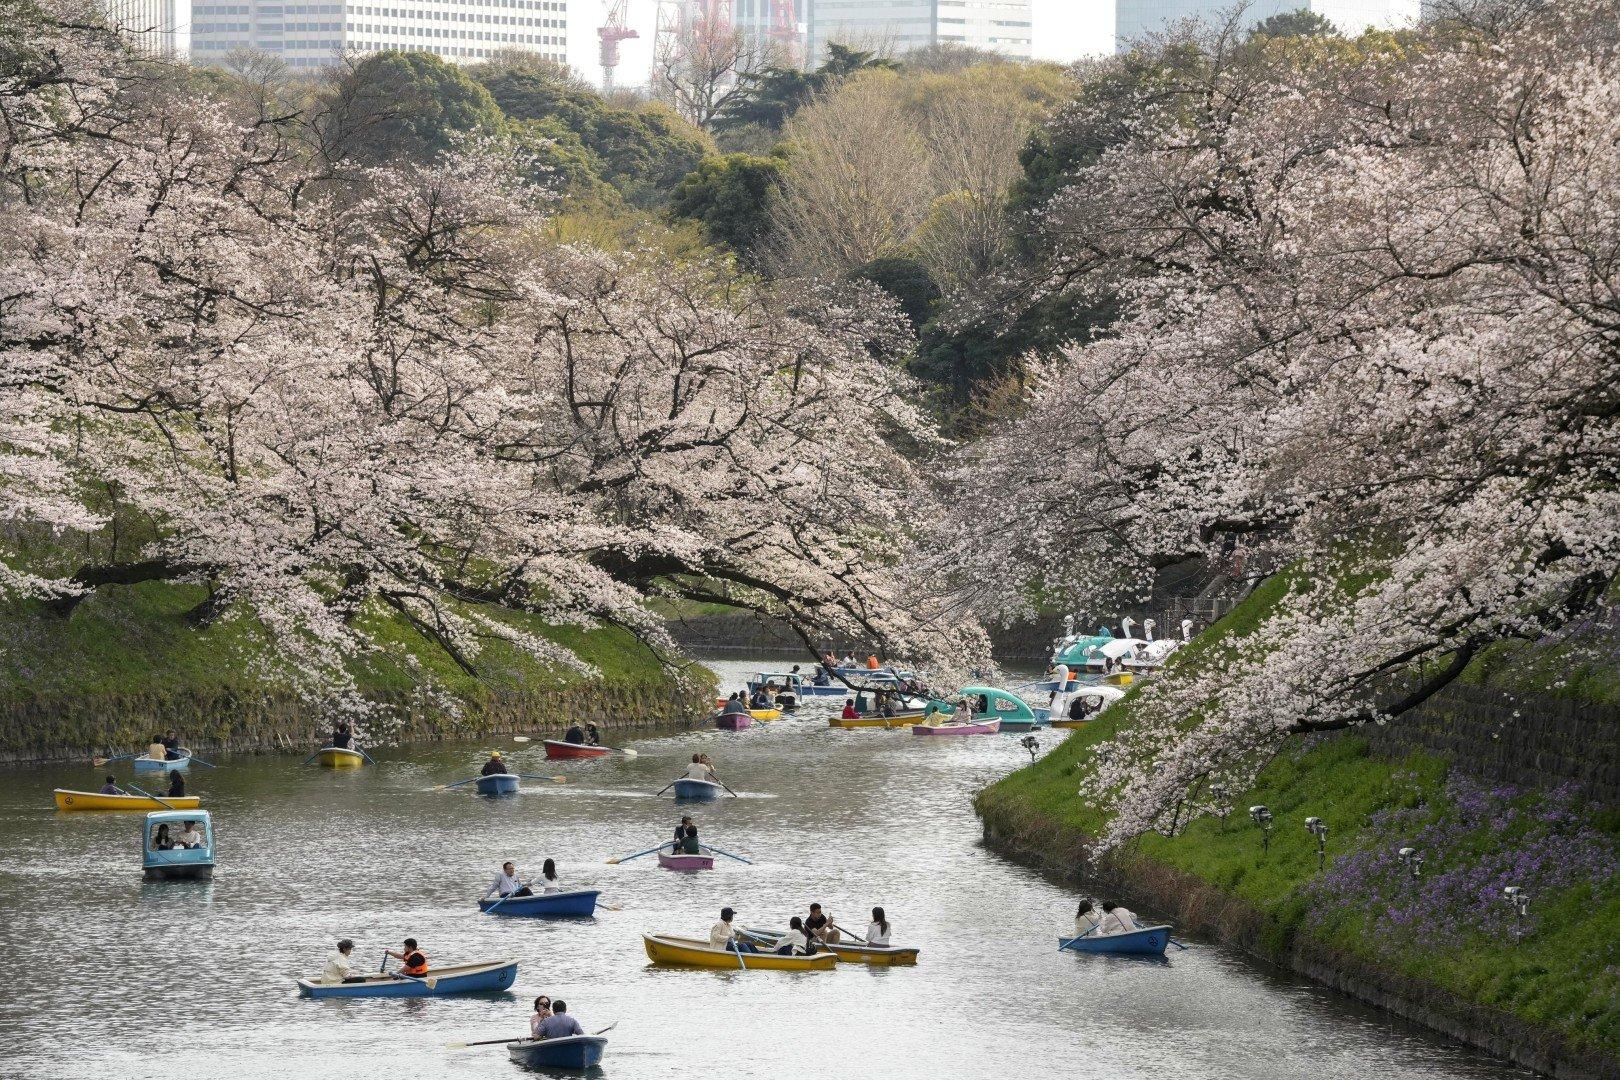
[
  {"left": 1099, "top": 901, "right": 1140, "bottom": 936},
  {"left": 480, "top": 751, "right": 509, "bottom": 776},
  {"left": 483, "top": 861, "right": 533, "bottom": 900},
  {"left": 670, "top": 815, "right": 694, "bottom": 852},
  {"left": 533, "top": 999, "right": 584, "bottom": 1039},
  {"left": 385, "top": 937, "right": 429, "bottom": 977},
  {"left": 805, "top": 903, "right": 841, "bottom": 944}
]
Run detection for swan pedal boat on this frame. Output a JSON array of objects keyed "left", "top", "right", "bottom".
[
  {"left": 671, "top": 778, "right": 725, "bottom": 800},
  {"left": 739, "top": 928, "right": 919, "bottom": 966},
  {"left": 1059, "top": 925, "right": 1173, "bottom": 956},
  {"left": 507, "top": 1034, "right": 608, "bottom": 1069},
  {"left": 313, "top": 746, "right": 365, "bottom": 768},
  {"left": 658, "top": 852, "right": 715, "bottom": 871},
  {"left": 543, "top": 739, "right": 612, "bottom": 760},
  {"left": 642, "top": 934, "right": 836, "bottom": 970},
  {"left": 55, "top": 788, "right": 202, "bottom": 812},
  {"left": 133, "top": 753, "right": 191, "bottom": 773},
  {"left": 911, "top": 719, "right": 1001, "bottom": 736},
  {"left": 475, "top": 773, "right": 520, "bottom": 796},
  {"left": 478, "top": 889, "right": 599, "bottom": 917},
  {"left": 297, "top": 959, "right": 518, "bottom": 998}
]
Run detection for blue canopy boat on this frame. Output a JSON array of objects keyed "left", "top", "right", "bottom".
[
  {"left": 507, "top": 1034, "right": 607, "bottom": 1070},
  {"left": 1059, "top": 925, "right": 1173, "bottom": 956},
  {"left": 142, "top": 810, "right": 214, "bottom": 881},
  {"left": 475, "top": 773, "right": 520, "bottom": 797},
  {"left": 671, "top": 778, "right": 724, "bottom": 800},
  {"left": 297, "top": 958, "right": 518, "bottom": 998},
  {"left": 133, "top": 753, "right": 191, "bottom": 773},
  {"left": 478, "top": 889, "right": 599, "bottom": 918}
]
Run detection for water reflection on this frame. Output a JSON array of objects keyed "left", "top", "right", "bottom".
[{"left": 0, "top": 656, "right": 1530, "bottom": 1079}]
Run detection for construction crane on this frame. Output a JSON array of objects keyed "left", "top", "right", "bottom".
[
  {"left": 766, "top": 0, "right": 799, "bottom": 63},
  {"left": 598, "top": 0, "right": 639, "bottom": 89}
]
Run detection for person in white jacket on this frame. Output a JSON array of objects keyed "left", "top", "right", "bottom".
[{"left": 1100, "top": 901, "right": 1140, "bottom": 935}]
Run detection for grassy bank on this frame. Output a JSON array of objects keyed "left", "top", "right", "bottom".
[
  {"left": 0, "top": 581, "right": 712, "bottom": 756},
  {"left": 976, "top": 579, "right": 1620, "bottom": 1071}
]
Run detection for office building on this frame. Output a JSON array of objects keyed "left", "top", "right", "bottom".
[
  {"left": 104, "top": 0, "right": 188, "bottom": 55},
  {"left": 191, "top": 0, "right": 566, "bottom": 69},
  {"left": 1116, "top": 0, "right": 1420, "bottom": 49},
  {"left": 806, "top": 0, "right": 1033, "bottom": 63}
]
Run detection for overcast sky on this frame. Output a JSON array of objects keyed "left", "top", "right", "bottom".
[{"left": 566, "top": 2, "right": 1113, "bottom": 88}]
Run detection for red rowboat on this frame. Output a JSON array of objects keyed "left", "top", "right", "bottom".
[
  {"left": 543, "top": 739, "right": 612, "bottom": 760},
  {"left": 715, "top": 712, "right": 752, "bottom": 731}
]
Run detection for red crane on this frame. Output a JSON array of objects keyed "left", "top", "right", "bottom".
[
  {"left": 598, "top": 0, "right": 640, "bottom": 88},
  {"left": 767, "top": 0, "right": 797, "bottom": 44}
]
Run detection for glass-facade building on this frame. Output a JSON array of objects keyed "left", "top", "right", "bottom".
[
  {"left": 191, "top": 0, "right": 566, "bottom": 68},
  {"left": 103, "top": 0, "right": 188, "bottom": 55},
  {"left": 1116, "top": 0, "right": 1419, "bottom": 49},
  {"left": 806, "top": 0, "right": 1032, "bottom": 62}
]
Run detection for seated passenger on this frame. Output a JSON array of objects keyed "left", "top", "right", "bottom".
[
  {"left": 98, "top": 775, "right": 120, "bottom": 796},
  {"left": 813, "top": 667, "right": 832, "bottom": 687},
  {"left": 680, "top": 825, "right": 701, "bottom": 855},
  {"left": 175, "top": 820, "right": 204, "bottom": 848},
  {"left": 748, "top": 688, "right": 770, "bottom": 709},
  {"left": 323, "top": 939, "right": 363, "bottom": 984},
  {"left": 151, "top": 823, "right": 173, "bottom": 850},
  {"left": 529, "top": 996, "right": 553, "bottom": 1037},
  {"left": 710, "top": 907, "right": 754, "bottom": 952},
  {"left": 167, "top": 770, "right": 185, "bottom": 798},
  {"left": 867, "top": 907, "right": 892, "bottom": 946},
  {"left": 585, "top": 723, "right": 601, "bottom": 746},
  {"left": 683, "top": 754, "right": 715, "bottom": 782},
  {"left": 841, "top": 700, "right": 859, "bottom": 720},
  {"left": 1074, "top": 900, "right": 1102, "bottom": 937},
  {"left": 769, "top": 916, "right": 814, "bottom": 955},
  {"left": 564, "top": 722, "right": 585, "bottom": 745},
  {"left": 146, "top": 737, "right": 168, "bottom": 762},
  {"left": 536, "top": 858, "right": 563, "bottom": 893},
  {"left": 161, "top": 729, "right": 183, "bottom": 760},
  {"left": 330, "top": 722, "right": 354, "bottom": 750}
]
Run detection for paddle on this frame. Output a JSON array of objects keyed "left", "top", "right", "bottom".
[
  {"left": 300, "top": 751, "right": 323, "bottom": 765},
  {"left": 716, "top": 779, "right": 740, "bottom": 798},
  {"left": 379, "top": 953, "right": 437, "bottom": 989},
  {"left": 484, "top": 883, "right": 532, "bottom": 914},
  {"left": 610, "top": 746, "right": 639, "bottom": 759},
  {"left": 447, "top": 1022, "right": 617, "bottom": 1051},
  {"left": 182, "top": 750, "right": 218, "bottom": 768},
  {"left": 653, "top": 781, "right": 677, "bottom": 797},
  {"left": 1129, "top": 918, "right": 1189, "bottom": 950},
  {"left": 606, "top": 843, "right": 668, "bottom": 865},
  {"left": 358, "top": 747, "right": 377, "bottom": 765},
  {"left": 699, "top": 844, "right": 753, "bottom": 865},
  {"left": 124, "top": 782, "right": 179, "bottom": 811},
  {"left": 516, "top": 774, "right": 568, "bottom": 784},
  {"left": 827, "top": 921, "right": 868, "bottom": 944},
  {"left": 1059, "top": 924, "right": 1101, "bottom": 950},
  {"left": 92, "top": 753, "right": 135, "bottom": 767},
  {"left": 434, "top": 776, "right": 483, "bottom": 791}
]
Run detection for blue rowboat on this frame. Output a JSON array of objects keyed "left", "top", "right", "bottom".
[
  {"left": 475, "top": 773, "right": 519, "bottom": 797},
  {"left": 671, "top": 778, "right": 723, "bottom": 800},
  {"left": 507, "top": 1034, "right": 607, "bottom": 1070},
  {"left": 1059, "top": 926, "right": 1172, "bottom": 956},
  {"left": 478, "top": 889, "right": 599, "bottom": 918},
  {"left": 297, "top": 959, "right": 518, "bottom": 998},
  {"left": 133, "top": 753, "right": 190, "bottom": 773}
]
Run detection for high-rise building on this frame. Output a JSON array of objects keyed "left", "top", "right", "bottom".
[
  {"left": 190, "top": 0, "right": 566, "bottom": 70},
  {"left": 1116, "top": 0, "right": 1419, "bottom": 50},
  {"left": 806, "top": 0, "right": 1033, "bottom": 64},
  {"left": 104, "top": 0, "right": 188, "bottom": 55}
]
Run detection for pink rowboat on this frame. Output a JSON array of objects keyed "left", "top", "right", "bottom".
[
  {"left": 658, "top": 852, "right": 715, "bottom": 871},
  {"left": 911, "top": 718, "right": 1002, "bottom": 736},
  {"left": 714, "top": 712, "right": 752, "bottom": 731},
  {"left": 543, "top": 740, "right": 612, "bottom": 760}
]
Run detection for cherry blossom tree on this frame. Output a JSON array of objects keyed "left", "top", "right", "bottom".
[
  {"left": 942, "top": 1, "right": 1620, "bottom": 842},
  {"left": 0, "top": 2, "right": 985, "bottom": 725}
]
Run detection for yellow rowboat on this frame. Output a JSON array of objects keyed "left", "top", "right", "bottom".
[
  {"left": 314, "top": 746, "right": 365, "bottom": 768},
  {"left": 1100, "top": 672, "right": 1134, "bottom": 687},
  {"left": 1049, "top": 718, "right": 1090, "bottom": 730},
  {"left": 824, "top": 941, "right": 920, "bottom": 966},
  {"left": 54, "top": 788, "right": 202, "bottom": 812},
  {"left": 642, "top": 934, "right": 837, "bottom": 971},
  {"left": 827, "top": 712, "right": 926, "bottom": 730},
  {"left": 713, "top": 701, "right": 782, "bottom": 721}
]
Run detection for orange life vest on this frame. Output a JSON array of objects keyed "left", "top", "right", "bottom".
[{"left": 402, "top": 951, "right": 428, "bottom": 976}]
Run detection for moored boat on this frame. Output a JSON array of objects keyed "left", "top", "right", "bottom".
[
  {"left": 475, "top": 773, "right": 520, "bottom": 797},
  {"left": 543, "top": 740, "right": 612, "bottom": 760},
  {"left": 642, "top": 934, "right": 837, "bottom": 970},
  {"left": 142, "top": 810, "right": 215, "bottom": 881},
  {"left": 313, "top": 746, "right": 365, "bottom": 768},
  {"left": 657, "top": 852, "right": 715, "bottom": 871},
  {"left": 1059, "top": 925, "right": 1173, "bottom": 956},
  {"left": 671, "top": 778, "right": 725, "bottom": 800},
  {"left": 296, "top": 959, "right": 518, "bottom": 998},
  {"left": 715, "top": 712, "right": 752, "bottom": 731},
  {"left": 478, "top": 889, "right": 599, "bottom": 917},
  {"left": 55, "top": 788, "right": 202, "bottom": 812},
  {"left": 507, "top": 1034, "right": 608, "bottom": 1070},
  {"left": 133, "top": 753, "right": 190, "bottom": 773},
  {"left": 911, "top": 719, "right": 1001, "bottom": 736}
]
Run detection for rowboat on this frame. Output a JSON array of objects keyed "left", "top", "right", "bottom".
[
  {"left": 716, "top": 701, "right": 781, "bottom": 721},
  {"left": 478, "top": 889, "right": 599, "bottom": 917},
  {"left": 671, "top": 778, "right": 724, "bottom": 800},
  {"left": 475, "top": 773, "right": 520, "bottom": 796},
  {"left": 740, "top": 928, "right": 919, "bottom": 966},
  {"left": 507, "top": 1035, "right": 608, "bottom": 1069},
  {"left": 658, "top": 852, "right": 714, "bottom": 871},
  {"left": 133, "top": 753, "right": 190, "bottom": 773},
  {"left": 642, "top": 934, "right": 837, "bottom": 971},
  {"left": 543, "top": 739, "right": 611, "bottom": 760},
  {"left": 313, "top": 746, "right": 365, "bottom": 768},
  {"left": 826, "top": 712, "right": 926, "bottom": 729},
  {"left": 142, "top": 810, "right": 214, "bottom": 880},
  {"left": 55, "top": 788, "right": 201, "bottom": 812},
  {"left": 297, "top": 959, "right": 518, "bottom": 998},
  {"left": 1059, "top": 925, "right": 1173, "bottom": 956},
  {"left": 912, "top": 719, "right": 1001, "bottom": 736},
  {"left": 715, "top": 712, "right": 752, "bottom": 731}
]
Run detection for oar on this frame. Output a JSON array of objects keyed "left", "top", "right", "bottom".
[
  {"left": 484, "top": 883, "right": 532, "bottom": 914},
  {"left": 717, "top": 779, "right": 740, "bottom": 798},
  {"left": 391, "top": 971, "right": 440, "bottom": 990},
  {"left": 1130, "top": 918, "right": 1189, "bottom": 950},
  {"left": 92, "top": 753, "right": 136, "bottom": 767},
  {"left": 606, "top": 843, "right": 667, "bottom": 865},
  {"left": 181, "top": 750, "right": 218, "bottom": 768},
  {"left": 610, "top": 746, "right": 639, "bottom": 759},
  {"left": 300, "top": 750, "right": 324, "bottom": 765},
  {"left": 124, "top": 782, "right": 178, "bottom": 811},
  {"left": 358, "top": 747, "right": 377, "bottom": 765},
  {"left": 827, "top": 922, "right": 867, "bottom": 944},
  {"left": 1059, "top": 924, "right": 1101, "bottom": 950},
  {"left": 434, "top": 776, "right": 483, "bottom": 791},
  {"left": 654, "top": 781, "right": 676, "bottom": 797},
  {"left": 516, "top": 774, "right": 568, "bottom": 784},
  {"left": 448, "top": 1022, "right": 618, "bottom": 1050},
  {"left": 699, "top": 844, "right": 752, "bottom": 865}
]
